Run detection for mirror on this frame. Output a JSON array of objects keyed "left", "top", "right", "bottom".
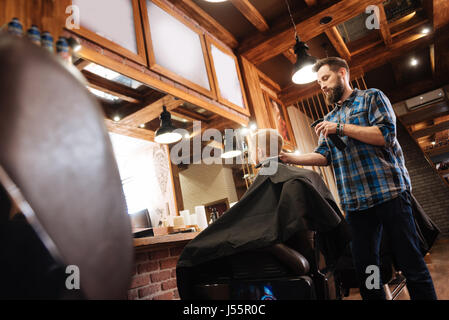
[{"left": 74, "top": 58, "right": 251, "bottom": 230}]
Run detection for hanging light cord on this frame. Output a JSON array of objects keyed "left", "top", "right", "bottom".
[{"left": 285, "top": 0, "right": 298, "bottom": 40}]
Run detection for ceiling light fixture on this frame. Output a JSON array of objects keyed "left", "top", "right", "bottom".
[
  {"left": 155, "top": 106, "right": 182, "bottom": 144},
  {"left": 410, "top": 58, "right": 418, "bottom": 67},
  {"left": 249, "top": 123, "right": 257, "bottom": 131},
  {"left": 113, "top": 116, "right": 120, "bottom": 122},
  {"left": 203, "top": 0, "right": 227, "bottom": 2},
  {"left": 284, "top": 0, "right": 317, "bottom": 84},
  {"left": 240, "top": 127, "right": 249, "bottom": 136},
  {"left": 421, "top": 27, "right": 430, "bottom": 34}
]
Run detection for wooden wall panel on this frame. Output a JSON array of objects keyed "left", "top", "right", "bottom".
[
  {"left": 0, "top": 0, "right": 70, "bottom": 40},
  {"left": 240, "top": 56, "right": 271, "bottom": 129}
]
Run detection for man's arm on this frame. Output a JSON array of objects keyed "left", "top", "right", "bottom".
[
  {"left": 280, "top": 151, "right": 328, "bottom": 166},
  {"left": 315, "top": 121, "right": 386, "bottom": 146},
  {"left": 315, "top": 89, "right": 396, "bottom": 147}
]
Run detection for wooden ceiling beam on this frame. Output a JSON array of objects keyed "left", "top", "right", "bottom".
[
  {"left": 120, "top": 95, "right": 184, "bottom": 127},
  {"left": 432, "top": 0, "right": 449, "bottom": 30},
  {"left": 347, "top": 25, "right": 434, "bottom": 75},
  {"left": 86, "top": 83, "right": 140, "bottom": 104},
  {"left": 169, "top": 111, "right": 196, "bottom": 123},
  {"left": 430, "top": 44, "right": 436, "bottom": 78},
  {"left": 230, "top": 0, "right": 295, "bottom": 65},
  {"left": 388, "top": 10, "right": 417, "bottom": 29},
  {"left": 304, "top": 0, "right": 318, "bottom": 6},
  {"left": 105, "top": 119, "right": 155, "bottom": 142},
  {"left": 412, "top": 119, "right": 449, "bottom": 139},
  {"left": 390, "top": 17, "right": 429, "bottom": 39},
  {"left": 169, "top": 0, "right": 238, "bottom": 49},
  {"left": 303, "top": 0, "right": 350, "bottom": 62},
  {"left": 74, "top": 59, "right": 91, "bottom": 71},
  {"left": 239, "top": 0, "right": 384, "bottom": 65},
  {"left": 229, "top": 0, "right": 269, "bottom": 32},
  {"left": 282, "top": 48, "right": 297, "bottom": 64},
  {"left": 433, "top": 22, "right": 449, "bottom": 83},
  {"left": 82, "top": 70, "right": 143, "bottom": 104},
  {"left": 324, "top": 26, "right": 351, "bottom": 61},
  {"left": 400, "top": 100, "right": 449, "bottom": 126},
  {"left": 115, "top": 89, "right": 166, "bottom": 118},
  {"left": 171, "top": 107, "right": 210, "bottom": 122},
  {"left": 377, "top": 4, "right": 392, "bottom": 47}
]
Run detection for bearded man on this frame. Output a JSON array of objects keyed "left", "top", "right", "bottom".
[{"left": 280, "top": 57, "right": 437, "bottom": 300}]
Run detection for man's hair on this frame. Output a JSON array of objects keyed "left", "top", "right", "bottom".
[
  {"left": 312, "top": 57, "right": 349, "bottom": 75},
  {"left": 248, "top": 128, "right": 284, "bottom": 164}
]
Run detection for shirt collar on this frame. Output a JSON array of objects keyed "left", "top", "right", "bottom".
[{"left": 335, "top": 88, "right": 359, "bottom": 109}]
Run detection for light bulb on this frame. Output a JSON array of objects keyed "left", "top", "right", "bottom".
[{"left": 292, "top": 64, "right": 317, "bottom": 84}]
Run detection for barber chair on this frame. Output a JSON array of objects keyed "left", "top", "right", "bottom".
[
  {"left": 179, "top": 226, "right": 406, "bottom": 300},
  {"left": 0, "top": 33, "right": 133, "bottom": 299},
  {"left": 179, "top": 231, "right": 343, "bottom": 300}
]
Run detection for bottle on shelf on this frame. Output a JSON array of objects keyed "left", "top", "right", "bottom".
[
  {"left": 26, "top": 25, "right": 41, "bottom": 46},
  {"left": 7, "top": 18, "right": 23, "bottom": 37},
  {"left": 41, "top": 31, "right": 54, "bottom": 53},
  {"left": 56, "top": 36, "right": 72, "bottom": 64}
]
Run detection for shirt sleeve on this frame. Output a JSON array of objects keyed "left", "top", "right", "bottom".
[
  {"left": 314, "top": 133, "right": 331, "bottom": 165},
  {"left": 368, "top": 90, "right": 396, "bottom": 147}
]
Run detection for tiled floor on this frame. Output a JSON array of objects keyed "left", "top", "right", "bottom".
[{"left": 344, "top": 237, "right": 449, "bottom": 300}]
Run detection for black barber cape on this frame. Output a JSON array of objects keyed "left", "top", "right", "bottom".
[{"left": 177, "top": 161, "right": 351, "bottom": 269}]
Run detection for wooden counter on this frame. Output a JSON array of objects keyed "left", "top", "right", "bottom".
[{"left": 133, "top": 232, "right": 200, "bottom": 252}]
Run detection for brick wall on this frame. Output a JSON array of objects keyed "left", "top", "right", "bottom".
[
  {"left": 128, "top": 245, "right": 186, "bottom": 300},
  {"left": 397, "top": 122, "right": 449, "bottom": 237}
]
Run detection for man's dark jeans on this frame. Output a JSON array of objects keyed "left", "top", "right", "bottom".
[{"left": 345, "top": 191, "right": 437, "bottom": 300}]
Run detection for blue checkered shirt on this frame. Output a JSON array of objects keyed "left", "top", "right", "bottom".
[{"left": 314, "top": 88, "right": 411, "bottom": 212}]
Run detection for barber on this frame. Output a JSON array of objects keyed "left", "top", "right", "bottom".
[{"left": 280, "top": 57, "right": 437, "bottom": 300}]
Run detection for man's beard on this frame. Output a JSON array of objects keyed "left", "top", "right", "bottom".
[{"left": 324, "top": 78, "right": 345, "bottom": 105}]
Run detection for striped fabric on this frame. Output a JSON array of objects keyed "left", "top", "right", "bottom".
[{"left": 314, "top": 88, "right": 411, "bottom": 212}]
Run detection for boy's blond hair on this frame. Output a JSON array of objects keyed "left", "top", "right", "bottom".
[{"left": 248, "top": 128, "right": 284, "bottom": 164}]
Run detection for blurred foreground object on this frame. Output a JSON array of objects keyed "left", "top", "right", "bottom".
[{"left": 0, "top": 33, "right": 133, "bottom": 299}]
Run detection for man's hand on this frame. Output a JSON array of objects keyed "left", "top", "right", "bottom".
[
  {"left": 279, "top": 151, "right": 297, "bottom": 164},
  {"left": 315, "top": 121, "right": 337, "bottom": 138}
]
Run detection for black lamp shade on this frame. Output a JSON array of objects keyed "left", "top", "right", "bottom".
[
  {"left": 155, "top": 106, "right": 182, "bottom": 144},
  {"left": 292, "top": 37, "right": 317, "bottom": 84}
]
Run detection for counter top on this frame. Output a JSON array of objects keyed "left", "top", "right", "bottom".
[{"left": 133, "top": 232, "right": 200, "bottom": 252}]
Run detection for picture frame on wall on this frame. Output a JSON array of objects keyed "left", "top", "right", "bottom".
[{"left": 263, "top": 91, "right": 296, "bottom": 151}]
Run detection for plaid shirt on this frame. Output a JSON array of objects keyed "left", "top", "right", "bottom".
[{"left": 314, "top": 88, "right": 411, "bottom": 212}]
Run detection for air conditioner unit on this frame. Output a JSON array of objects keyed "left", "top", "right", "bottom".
[{"left": 405, "top": 88, "right": 446, "bottom": 111}]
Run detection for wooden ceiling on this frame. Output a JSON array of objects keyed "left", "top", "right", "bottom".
[
  {"left": 75, "top": 0, "right": 449, "bottom": 153},
  {"left": 74, "top": 59, "right": 241, "bottom": 143},
  {"left": 165, "top": 0, "right": 449, "bottom": 104}
]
